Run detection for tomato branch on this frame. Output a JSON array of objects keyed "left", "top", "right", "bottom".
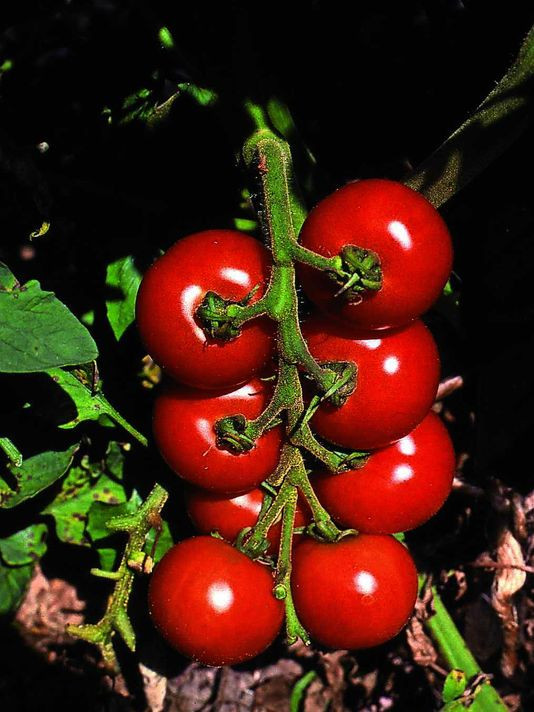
[{"left": 66, "top": 483, "right": 168, "bottom": 671}]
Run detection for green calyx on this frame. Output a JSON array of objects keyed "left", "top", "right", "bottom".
[
  {"left": 314, "top": 360, "right": 357, "bottom": 407},
  {"left": 195, "top": 284, "right": 262, "bottom": 341},
  {"left": 332, "top": 245, "right": 382, "bottom": 301},
  {"left": 215, "top": 414, "right": 256, "bottom": 453},
  {"left": 195, "top": 284, "right": 261, "bottom": 341},
  {"left": 195, "top": 291, "right": 243, "bottom": 340}
]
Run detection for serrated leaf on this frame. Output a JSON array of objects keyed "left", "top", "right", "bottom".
[
  {"left": 43, "top": 468, "right": 126, "bottom": 546},
  {"left": 145, "top": 519, "right": 173, "bottom": 563},
  {"left": 0, "top": 561, "right": 34, "bottom": 615},
  {"left": 442, "top": 669, "right": 468, "bottom": 703},
  {"left": 105, "top": 256, "right": 142, "bottom": 340},
  {"left": 0, "top": 279, "right": 98, "bottom": 372},
  {"left": 0, "top": 445, "right": 79, "bottom": 509},
  {"left": 0, "top": 524, "right": 48, "bottom": 565}
]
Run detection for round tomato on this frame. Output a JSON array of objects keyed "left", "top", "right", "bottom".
[
  {"left": 298, "top": 179, "right": 453, "bottom": 331},
  {"left": 292, "top": 534, "right": 417, "bottom": 649},
  {"left": 302, "top": 316, "right": 440, "bottom": 450},
  {"left": 312, "top": 412, "right": 455, "bottom": 533},
  {"left": 136, "top": 230, "right": 274, "bottom": 390},
  {"left": 185, "top": 485, "right": 310, "bottom": 554},
  {"left": 153, "top": 378, "right": 282, "bottom": 495},
  {"left": 148, "top": 536, "right": 284, "bottom": 666}
]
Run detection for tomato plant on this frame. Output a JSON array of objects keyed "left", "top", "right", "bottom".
[
  {"left": 312, "top": 412, "right": 455, "bottom": 533},
  {"left": 148, "top": 536, "right": 284, "bottom": 666},
  {"left": 303, "top": 316, "right": 440, "bottom": 450},
  {"left": 3, "top": 8, "right": 531, "bottom": 710},
  {"left": 153, "top": 378, "right": 283, "bottom": 494},
  {"left": 136, "top": 230, "right": 274, "bottom": 390},
  {"left": 185, "top": 485, "right": 310, "bottom": 554},
  {"left": 291, "top": 534, "right": 418, "bottom": 649},
  {"left": 298, "top": 179, "right": 453, "bottom": 331}
]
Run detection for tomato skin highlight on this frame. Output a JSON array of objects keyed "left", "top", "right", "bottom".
[
  {"left": 185, "top": 486, "right": 310, "bottom": 554},
  {"left": 313, "top": 412, "right": 455, "bottom": 533},
  {"left": 292, "top": 534, "right": 418, "bottom": 650},
  {"left": 303, "top": 316, "right": 440, "bottom": 450},
  {"left": 153, "top": 379, "right": 282, "bottom": 495},
  {"left": 298, "top": 179, "right": 453, "bottom": 331},
  {"left": 148, "top": 536, "right": 284, "bottom": 666},
  {"left": 136, "top": 230, "right": 274, "bottom": 390}
]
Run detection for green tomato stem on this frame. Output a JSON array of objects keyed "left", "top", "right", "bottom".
[
  {"left": 421, "top": 578, "right": 508, "bottom": 711},
  {"left": 273, "top": 482, "right": 310, "bottom": 645}
]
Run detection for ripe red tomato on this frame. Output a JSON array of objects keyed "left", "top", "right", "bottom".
[
  {"left": 298, "top": 179, "right": 453, "bottom": 331},
  {"left": 302, "top": 316, "right": 440, "bottom": 450},
  {"left": 312, "top": 412, "right": 455, "bottom": 533},
  {"left": 148, "top": 536, "right": 284, "bottom": 666},
  {"left": 185, "top": 485, "right": 310, "bottom": 554},
  {"left": 136, "top": 230, "right": 274, "bottom": 390},
  {"left": 153, "top": 378, "right": 282, "bottom": 495},
  {"left": 292, "top": 534, "right": 417, "bottom": 649}
]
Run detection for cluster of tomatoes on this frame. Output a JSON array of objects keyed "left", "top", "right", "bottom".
[{"left": 135, "top": 179, "right": 455, "bottom": 666}]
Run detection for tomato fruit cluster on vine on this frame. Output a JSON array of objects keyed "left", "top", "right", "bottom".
[{"left": 136, "top": 178, "right": 455, "bottom": 667}]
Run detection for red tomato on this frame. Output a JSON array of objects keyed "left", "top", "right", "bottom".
[
  {"left": 148, "top": 536, "right": 284, "bottom": 666},
  {"left": 153, "top": 378, "right": 282, "bottom": 495},
  {"left": 136, "top": 230, "right": 274, "bottom": 390},
  {"left": 302, "top": 316, "right": 440, "bottom": 450},
  {"left": 312, "top": 412, "right": 455, "bottom": 533},
  {"left": 298, "top": 179, "right": 453, "bottom": 331},
  {"left": 185, "top": 485, "right": 310, "bottom": 554},
  {"left": 292, "top": 534, "right": 417, "bottom": 649}
]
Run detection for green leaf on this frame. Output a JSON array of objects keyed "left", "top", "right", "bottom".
[
  {"left": 105, "top": 256, "right": 142, "bottom": 340},
  {"left": 158, "top": 26, "right": 175, "bottom": 50},
  {"left": 87, "top": 492, "right": 142, "bottom": 571},
  {"left": 96, "top": 547, "right": 118, "bottom": 571},
  {"left": 405, "top": 24, "right": 534, "bottom": 207},
  {"left": 45, "top": 368, "right": 147, "bottom": 446},
  {"left": 46, "top": 369, "right": 106, "bottom": 428},
  {"left": 0, "top": 524, "right": 48, "bottom": 565},
  {"left": 0, "top": 437, "right": 22, "bottom": 467},
  {"left": 105, "top": 441, "right": 125, "bottom": 479},
  {"left": 443, "top": 670, "right": 468, "bottom": 704},
  {"left": 86, "top": 492, "right": 142, "bottom": 543},
  {"left": 0, "top": 561, "right": 34, "bottom": 616},
  {"left": 0, "top": 445, "right": 79, "bottom": 509},
  {"left": 442, "top": 702, "right": 467, "bottom": 711},
  {"left": 43, "top": 468, "right": 126, "bottom": 546},
  {"left": 145, "top": 519, "right": 173, "bottom": 563},
  {"left": 0, "top": 278, "right": 98, "bottom": 372},
  {"left": 0, "top": 262, "right": 18, "bottom": 291}
]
